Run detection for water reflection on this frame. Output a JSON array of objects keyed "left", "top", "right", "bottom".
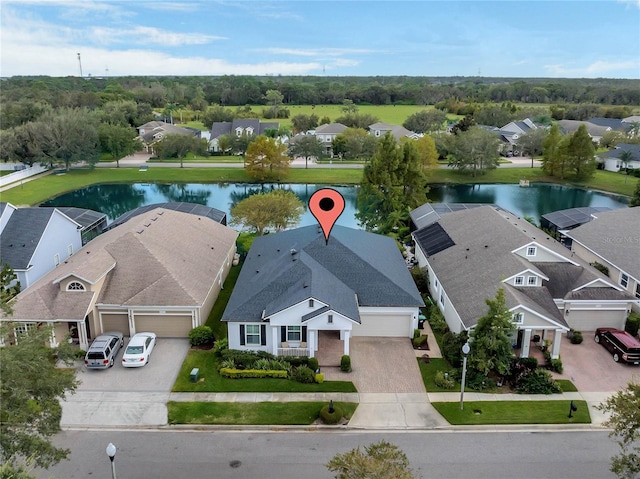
[{"left": 41, "top": 182, "right": 627, "bottom": 229}]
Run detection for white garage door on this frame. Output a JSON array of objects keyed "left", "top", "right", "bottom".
[
  {"left": 135, "top": 315, "right": 193, "bottom": 337},
  {"left": 101, "top": 314, "right": 129, "bottom": 336},
  {"left": 352, "top": 312, "right": 412, "bottom": 337},
  {"left": 568, "top": 309, "right": 626, "bottom": 332}
]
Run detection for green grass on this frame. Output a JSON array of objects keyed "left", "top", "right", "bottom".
[
  {"left": 172, "top": 350, "right": 357, "bottom": 393},
  {"left": 0, "top": 170, "right": 13, "bottom": 177},
  {"left": 148, "top": 154, "right": 244, "bottom": 163},
  {"left": 167, "top": 401, "right": 358, "bottom": 425},
  {"left": 556, "top": 379, "right": 579, "bottom": 392},
  {"left": 204, "top": 264, "right": 241, "bottom": 339},
  {"left": 418, "top": 358, "right": 460, "bottom": 392},
  {"left": 432, "top": 400, "right": 591, "bottom": 425},
  {"left": 179, "top": 121, "right": 211, "bottom": 131},
  {"left": 0, "top": 167, "right": 364, "bottom": 206}
]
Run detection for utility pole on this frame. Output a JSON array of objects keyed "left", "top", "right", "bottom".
[{"left": 77, "top": 53, "right": 83, "bottom": 78}]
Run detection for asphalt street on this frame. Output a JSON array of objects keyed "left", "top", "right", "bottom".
[{"left": 37, "top": 430, "right": 618, "bottom": 479}]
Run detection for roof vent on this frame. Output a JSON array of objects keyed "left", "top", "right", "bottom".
[
  {"left": 484, "top": 245, "right": 488, "bottom": 248},
  {"left": 290, "top": 249, "right": 297, "bottom": 255},
  {"left": 137, "top": 229, "right": 144, "bottom": 234},
  {"left": 158, "top": 211, "right": 164, "bottom": 215},
  {"left": 144, "top": 222, "right": 151, "bottom": 227},
  {"left": 151, "top": 217, "right": 157, "bottom": 221}
]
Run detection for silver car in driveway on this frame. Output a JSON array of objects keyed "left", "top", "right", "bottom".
[{"left": 84, "top": 332, "right": 124, "bottom": 369}]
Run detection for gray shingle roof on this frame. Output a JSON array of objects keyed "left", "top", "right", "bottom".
[
  {"left": 210, "top": 119, "right": 279, "bottom": 139},
  {"left": 1, "top": 208, "right": 60, "bottom": 269},
  {"left": 105, "top": 202, "right": 227, "bottom": 230},
  {"left": 566, "top": 207, "right": 640, "bottom": 281},
  {"left": 587, "top": 117, "right": 631, "bottom": 131},
  {"left": 222, "top": 225, "right": 424, "bottom": 323},
  {"left": 315, "top": 123, "right": 348, "bottom": 135},
  {"left": 597, "top": 143, "right": 640, "bottom": 161}
]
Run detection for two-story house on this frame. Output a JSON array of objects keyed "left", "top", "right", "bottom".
[
  {"left": 368, "top": 122, "right": 419, "bottom": 141},
  {"left": 209, "top": 119, "right": 279, "bottom": 153},
  {"left": 314, "top": 123, "right": 348, "bottom": 155}
]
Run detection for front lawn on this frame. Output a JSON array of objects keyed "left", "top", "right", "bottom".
[
  {"left": 432, "top": 400, "right": 590, "bottom": 425},
  {"left": 172, "top": 350, "right": 357, "bottom": 393},
  {"left": 167, "top": 401, "right": 358, "bottom": 425}
]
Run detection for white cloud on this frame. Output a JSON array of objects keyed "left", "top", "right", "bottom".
[
  {"left": 617, "top": 0, "right": 640, "bottom": 8},
  {"left": 545, "top": 59, "right": 640, "bottom": 77},
  {"left": 253, "top": 47, "right": 377, "bottom": 57},
  {"left": 144, "top": 2, "right": 201, "bottom": 12},
  {"left": 90, "top": 26, "right": 226, "bottom": 46}
]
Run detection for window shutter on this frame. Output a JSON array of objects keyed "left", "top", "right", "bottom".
[
  {"left": 302, "top": 326, "right": 307, "bottom": 342},
  {"left": 260, "top": 325, "right": 267, "bottom": 346},
  {"left": 281, "top": 326, "right": 286, "bottom": 342},
  {"left": 239, "top": 325, "right": 245, "bottom": 346}
]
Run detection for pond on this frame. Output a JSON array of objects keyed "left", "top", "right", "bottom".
[{"left": 41, "top": 182, "right": 628, "bottom": 229}]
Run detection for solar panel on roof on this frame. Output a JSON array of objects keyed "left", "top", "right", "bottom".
[{"left": 414, "top": 223, "right": 455, "bottom": 256}]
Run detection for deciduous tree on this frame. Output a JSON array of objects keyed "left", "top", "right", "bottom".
[
  {"left": 230, "top": 190, "right": 304, "bottom": 235},
  {"left": 597, "top": 380, "right": 640, "bottom": 479},
  {"left": 542, "top": 124, "right": 566, "bottom": 177},
  {"left": 0, "top": 263, "right": 20, "bottom": 316},
  {"left": 517, "top": 127, "right": 548, "bottom": 168},
  {"left": 289, "top": 135, "right": 325, "bottom": 169},
  {"left": 244, "top": 136, "right": 290, "bottom": 181},
  {"left": 326, "top": 440, "right": 420, "bottom": 479},
  {"left": 290, "top": 114, "right": 319, "bottom": 134},
  {"left": 154, "top": 134, "right": 206, "bottom": 168},
  {"left": 403, "top": 109, "right": 447, "bottom": 133},
  {"left": 566, "top": 124, "right": 596, "bottom": 179},
  {"left": 470, "top": 288, "right": 516, "bottom": 377},
  {"left": 98, "top": 123, "right": 140, "bottom": 167},
  {"left": 448, "top": 126, "right": 501, "bottom": 176}
]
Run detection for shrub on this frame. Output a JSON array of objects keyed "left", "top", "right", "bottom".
[
  {"left": 549, "top": 358, "right": 563, "bottom": 374},
  {"left": 429, "top": 306, "right": 449, "bottom": 335},
  {"left": 441, "top": 330, "right": 468, "bottom": 368},
  {"left": 293, "top": 365, "right": 316, "bottom": 383},
  {"left": 189, "top": 325, "right": 214, "bottom": 346},
  {"left": 590, "top": 261, "right": 610, "bottom": 276},
  {"left": 570, "top": 330, "right": 584, "bottom": 344},
  {"left": 212, "top": 337, "right": 228, "bottom": 357},
  {"left": 219, "top": 368, "right": 288, "bottom": 379},
  {"left": 412, "top": 334, "right": 429, "bottom": 349},
  {"left": 254, "top": 358, "right": 271, "bottom": 370},
  {"left": 434, "top": 370, "right": 455, "bottom": 390},
  {"left": 315, "top": 373, "right": 325, "bottom": 384},
  {"left": 518, "top": 357, "right": 539, "bottom": 371},
  {"left": 340, "top": 355, "right": 351, "bottom": 372},
  {"left": 413, "top": 329, "right": 421, "bottom": 339},
  {"left": 516, "top": 369, "right": 561, "bottom": 394},
  {"left": 465, "top": 369, "right": 495, "bottom": 391},
  {"left": 625, "top": 312, "right": 640, "bottom": 337},
  {"left": 319, "top": 404, "right": 343, "bottom": 425},
  {"left": 284, "top": 356, "right": 310, "bottom": 368},
  {"left": 268, "top": 359, "right": 290, "bottom": 371},
  {"left": 219, "top": 358, "right": 236, "bottom": 370},
  {"left": 221, "top": 349, "right": 275, "bottom": 369},
  {"left": 308, "top": 357, "right": 319, "bottom": 372}
]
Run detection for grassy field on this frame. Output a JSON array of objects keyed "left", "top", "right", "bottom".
[
  {"left": 167, "top": 401, "right": 358, "bottom": 425},
  {"left": 172, "top": 349, "right": 357, "bottom": 393},
  {"left": 432, "top": 400, "right": 590, "bottom": 425}
]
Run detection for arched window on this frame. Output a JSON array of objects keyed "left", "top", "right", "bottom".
[{"left": 67, "top": 281, "right": 85, "bottom": 291}]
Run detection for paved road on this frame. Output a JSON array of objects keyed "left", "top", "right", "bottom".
[{"left": 36, "top": 430, "right": 618, "bottom": 479}]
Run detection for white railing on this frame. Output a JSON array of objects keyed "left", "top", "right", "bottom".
[
  {"left": 277, "top": 347, "right": 310, "bottom": 357},
  {"left": 0, "top": 165, "right": 49, "bottom": 188}
]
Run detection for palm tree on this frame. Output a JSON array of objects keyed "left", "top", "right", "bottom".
[{"left": 619, "top": 150, "right": 634, "bottom": 183}]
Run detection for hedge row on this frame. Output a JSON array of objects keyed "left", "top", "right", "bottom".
[{"left": 219, "top": 368, "right": 289, "bottom": 379}]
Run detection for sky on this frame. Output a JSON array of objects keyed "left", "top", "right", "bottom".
[{"left": 1, "top": 0, "right": 639, "bottom": 79}]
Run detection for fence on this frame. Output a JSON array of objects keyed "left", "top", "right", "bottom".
[{"left": 0, "top": 165, "right": 49, "bottom": 188}]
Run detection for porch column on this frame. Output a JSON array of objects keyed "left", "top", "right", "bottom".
[
  {"left": 78, "top": 320, "right": 89, "bottom": 350},
  {"left": 271, "top": 327, "right": 279, "bottom": 355},
  {"left": 308, "top": 330, "right": 316, "bottom": 358},
  {"left": 49, "top": 323, "right": 58, "bottom": 348},
  {"left": 343, "top": 330, "right": 350, "bottom": 355},
  {"left": 551, "top": 329, "right": 563, "bottom": 359},
  {"left": 520, "top": 329, "right": 532, "bottom": 358}
]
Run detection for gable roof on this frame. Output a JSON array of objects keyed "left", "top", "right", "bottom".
[
  {"left": 105, "top": 202, "right": 227, "bottom": 231},
  {"left": 0, "top": 207, "right": 80, "bottom": 270},
  {"left": 137, "top": 121, "right": 199, "bottom": 143},
  {"left": 315, "top": 123, "right": 348, "bottom": 135},
  {"left": 587, "top": 117, "right": 631, "bottom": 132},
  {"left": 222, "top": 225, "right": 424, "bottom": 323},
  {"left": 566, "top": 207, "right": 640, "bottom": 281},
  {"left": 5, "top": 208, "right": 238, "bottom": 321},
  {"left": 597, "top": 143, "right": 640, "bottom": 161},
  {"left": 368, "top": 122, "right": 417, "bottom": 140},
  {"left": 557, "top": 120, "right": 610, "bottom": 137},
  {"left": 210, "top": 119, "right": 279, "bottom": 139}
]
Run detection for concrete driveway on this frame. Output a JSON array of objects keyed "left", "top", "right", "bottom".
[
  {"left": 62, "top": 339, "right": 190, "bottom": 428},
  {"left": 553, "top": 333, "right": 639, "bottom": 392}
]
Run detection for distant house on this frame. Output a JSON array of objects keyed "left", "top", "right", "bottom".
[
  {"left": 596, "top": 143, "right": 640, "bottom": 172},
  {"left": 587, "top": 117, "right": 632, "bottom": 134},
  {"left": 314, "top": 123, "right": 348, "bottom": 155},
  {"left": 137, "top": 121, "right": 202, "bottom": 154},
  {"left": 500, "top": 118, "right": 537, "bottom": 135},
  {"left": 411, "top": 205, "right": 634, "bottom": 359},
  {"left": 222, "top": 226, "right": 424, "bottom": 359},
  {"left": 2, "top": 207, "right": 238, "bottom": 350},
  {"left": 557, "top": 120, "right": 610, "bottom": 143},
  {"left": 566, "top": 207, "right": 640, "bottom": 308},
  {"left": 0, "top": 203, "right": 84, "bottom": 290},
  {"left": 481, "top": 118, "right": 540, "bottom": 155},
  {"left": 368, "top": 122, "right": 419, "bottom": 141},
  {"left": 209, "top": 119, "right": 279, "bottom": 153}
]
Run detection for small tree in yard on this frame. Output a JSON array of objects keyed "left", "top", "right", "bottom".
[
  {"left": 597, "top": 380, "right": 640, "bottom": 479},
  {"left": 470, "top": 288, "right": 516, "bottom": 378},
  {"left": 244, "top": 136, "right": 290, "bottom": 181},
  {"left": 327, "top": 440, "right": 420, "bottom": 479},
  {"left": 289, "top": 135, "right": 325, "bottom": 169},
  {"left": 230, "top": 190, "right": 305, "bottom": 235}
]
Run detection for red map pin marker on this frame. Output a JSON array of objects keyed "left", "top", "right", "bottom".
[{"left": 309, "top": 188, "right": 345, "bottom": 244}]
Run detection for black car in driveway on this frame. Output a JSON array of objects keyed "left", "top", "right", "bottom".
[{"left": 594, "top": 327, "right": 640, "bottom": 364}]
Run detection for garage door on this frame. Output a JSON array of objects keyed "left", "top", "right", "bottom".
[
  {"left": 568, "top": 309, "right": 626, "bottom": 332},
  {"left": 352, "top": 312, "right": 412, "bottom": 337},
  {"left": 101, "top": 314, "right": 129, "bottom": 336},
  {"left": 134, "top": 315, "right": 193, "bottom": 337}
]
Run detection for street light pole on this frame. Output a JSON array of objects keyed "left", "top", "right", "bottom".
[
  {"left": 460, "top": 341, "right": 470, "bottom": 410},
  {"left": 106, "top": 443, "right": 117, "bottom": 479}
]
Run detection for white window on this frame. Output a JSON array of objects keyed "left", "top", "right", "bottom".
[
  {"left": 287, "top": 326, "right": 302, "bottom": 342},
  {"left": 246, "top": 127, "right": 254, "bottom": 135},
  {"left": 246, "top": 325, "right": 260, "bottom": 345},
  {"left": 439, "top": 291, "right": 444, "bottom": 306},
  {"left": 527, "top": 276, "right": 538, "bottom": 286},
  {"left": 67, "top": 281, "right": 85, "bottom": 291},
  {"left": 54, "top": 253, "right": 60, "bottom": 267},
  {"left": 621, "top": 273, "right": 629, "bottom": 289},
  {"left": 526, "top": 246, "right": 537, "bottom": 257},
  {"left": 309, "top": 299, "right": 314, "bottom": 307},
  {"left": 512, "top": 313, "right": 524, "bottom": 324},
  {"left": 14, "top": 322, "right": 35, "bottom": 335},
  {"left": 434, "top": 279, "right": 439, "bottom": 289},
  {"left": 328, "top": 314, "right": 333, "bottom": 324},
  {"left": 375, "top": 130, "right": 381, "bottom": 137},
  {"left": 235, "top": 128, "right": 243, "bottom": 137},
  {"left": 514, "top": 276, "right": 524, "bottom": 286},
  {"left": 68, "top": 244, "right": 74, "bottom": 256}
]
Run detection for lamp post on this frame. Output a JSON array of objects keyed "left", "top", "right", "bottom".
[
  {"left": 460, "top": 341, "right": 470, "bottom": 410},
  {"left": 106, "top": 443, "right": 117, "bottom": 479}
]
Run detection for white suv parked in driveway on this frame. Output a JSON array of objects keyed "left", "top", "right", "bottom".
[{"left": 84, "top": 332, "right": 124, "bottom": 369}]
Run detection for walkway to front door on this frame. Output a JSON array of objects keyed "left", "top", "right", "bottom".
[{"left": 320, "top": 334, "right": 427, "bottom": 394}]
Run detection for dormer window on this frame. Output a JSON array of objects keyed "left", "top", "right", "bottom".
[
  {"left": 246, "top": 127, "right": 254, "bottom": 135},
  {"left": 526, "top": 246, "right": 537, "bottom": 257},
  {"left": 512, "top": 313, "right": 524, "bottom": 324},
  {"left": 67, "top": 281, "right": 85, "bottom": 291},
  {"left": 527, "top": 276, "right": 538, "bottom": 286},
  {"left": 235, "top": 128, "right": 243, "bottom": 137},
  {"left": 309, "top": 299, "right": 314, "bottom": 307},
  {"left": 514, "top": 276, "right": 524, "bottom": 286}
]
